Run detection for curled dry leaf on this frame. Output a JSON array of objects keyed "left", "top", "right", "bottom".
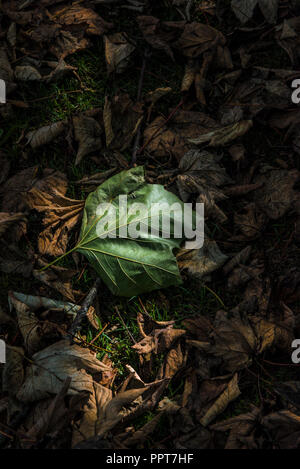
[
  {"left": 103, "top": 94, "right": 143, "bottom": 151},
  {"left": 188, "top": 120, "right": 253, "bottom": 147},
  {"left": 175, "top": 22, "right": 226, "bottom": 58},
  {"left": 1, "top": 166, "right": 39, "bottom": 213},
  {"left": 0, "top": 212, "right": 27, "bottom": 238},
  {"left": 132, "top": 324, "right": 185, "bottom": 355},
  {"left": 33, "top": 262, "right": 78, "bottom": 303},
  {"left": 211, "top": 405, "right": 260, "bottom": 449},
  {"left": 26, "top": 170, "right": 84, "bottom": 256},
  {"left": 143, "top": 110, "right": 219, "bottom": 161},
  {"left": 177, "top": 150, "right": 232, "bottom": 223},
  {"left": 17, "top": 340, "right": 112, "bottom": 402},
  {"left": 231, "top": 0, "right": 278, "bottom": 24},
  {"left": 2, "top": 345, "right": 24, "bottom": 397},
  {"left": 157, "top": 342, "right": 186, "bottom": 380},
  {"left": 72, "top": 382, "right": 112, "bottom": 447},
  {"left": 177, "top": 237, "right": 228, "bottom": 280},
  {"left": 187, "top": 310, "right": 279, "bottom": 373},
  {"left": 136, "top": 16, "right": 179, "bottom": 60},
  {"left": 26, "top": 121, "right": 67, "bottom": 149},
  {"left": 8, "top": 291, "right": 60, "bottom": 356},
  {"left": 262, "top": 410, "right": 300, "bottom": 449},
  {"left": 199, "top": 374, "right": 241, "bottom": 427},
  {"left": 104, "top": 32, "right": 135, "bottom": 74},
  {"left": 254, "top": 169, "right": 299, "bottom": 220},
  {"left": 73, "top": 114, "right": 103, "bottom": 165}
]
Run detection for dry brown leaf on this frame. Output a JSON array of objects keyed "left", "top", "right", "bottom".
[
  {"left": 211, "top": 405, "right": 260, "bottom": 449},
  {"left": 177, "top": 150, "right": 232, "bottom": 223},
  {"left": 177, "top": 237, "right": 228, "bottom": 280},
  {"left": 17, "top": 340, "right": 112, "bottom": 402},
  {"left": 0, "top": 212, "right": 27, "bottom": 238},
  {"left": 1, "top": 166, "right": 39, "bottom": 213},
  {"left": 175, "top": 22, "right": 226, "bottom": 58},
  {"left": 72, "top": 382, "right": 112, "bottom": 447},
  {"left": 103, "top": 94, "right": 143, "bottom": 151},
  {"left": 2, "top": 345, "right": 24, "bottom": 397},
  {"left": 132, "top": 325, "right": 185, "bottom": 355},
  {"left": 143, "top": 110, "right": 218, "bottom": 161},
  {"left": 26, "top": 170, "right": 84, "bottom": 256},
  {"left": 200, "top": 374, "right": 241, "bottom": 427},
  {"left": 73, "top": 114, "right": 103, "bottom": 165},
  {"left": 8, "top": 291, "right": 60, "bottom": 356},
  {"left": 26, "top": 121, "right": 67, "bottom": 149},
  {"left": 188, "top": 120, "right": 253, "bottom": 146},
  {"left": 262, "top": 410, "right": 300, "bottom": 449},
  {"left": 254, "top": 169, "right": 299, "bottom": 220},
  {"left": 104, "top": 32, "right": 135, "bottom": 75}
]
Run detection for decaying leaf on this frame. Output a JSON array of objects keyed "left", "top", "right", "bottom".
[
  {"left": 17, "top": 340, "right": 112, "bottom": 402},
  {"left": 73, "top": 114, "right": 103, "bottom": 165},
  {"left": 188, "top": 120, "right": 253, "bottom": 146},
  {"left": 8, "top": 291, "right": 60, "bottom": 355},
  {"left": 231, "top": 0, "right": 278, "bottom": 24},
  {"left": 104, "top": 33, "right": 135, "bottom": 74},
  {"left": 103, "top": 94, "right": 143, "bottom": 151},
  {"left": 26, "top": 170, "right": 84, "bottom": 256},
  {"left": 132, "top": 324, "right": 185, "bottom": 355},
  {"left": 177, "top": 237, "right": 228, "bottom": 280},
  {"left": 144, "top": 110, "right": 219, "bottom": 161},
  {"left": 175, "top": 22, "right": 226, "bottom": 58},
  {"left": 2, "top": 345, "right": 24, "bottom": 396},
  {"left": 254, "top": 169, "right": 299, "bottom": 220},
  {"left": 199, "top": 374, "right": 241, "bottom": 427},
  {"left": 26, "top": 121, "right": 67, "bottom": 149},
  {"left": 0, "top": 212, "right": 27, "bottom": 238},
  {"left": 211, "top": 405, "right": 260, "bottom": 449},
  {"left": 177, "top": 150, "right": 232, "bottom": 223}
]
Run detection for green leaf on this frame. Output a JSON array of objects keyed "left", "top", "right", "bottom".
[{"left": 75, "top": 166, "right": 186, "bottom": 297}]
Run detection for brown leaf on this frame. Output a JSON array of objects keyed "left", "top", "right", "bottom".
[
  {"left": 143, "top": 110, "right": 218, "bottom": 161},
  {"left": 187, "top": 310, "right": 277, "bottom": 373},
  {"left": 103, "top": 94, "right": 143, "bottom": 151},
  {"left": 188, "top": 120, "right": 253, "bottom": 146},
  {"left": 2, "top": 345, "right": 24, "bottom": 397},
  {"left": 73, "top": 114, "right": 103, "bottom": 165},
  {"left": 211, "top": 405, "right": 260, "bottom": 449},
  {"left": 199, "top": 374, "right": 241, "bottom": 427},
  {"left": 8, "top": 291, "right": 60, "bottom": 356},
  {"left": 177, "top": 237, "right": 228, "bottom": 280},
  {"left": 254, "top": 169, "right": 299, "bottom": 220},
  {"left": 137, "top": 16, "right": 179, "bottom": 60},
  {"left": 262, "top": 410, "right": 300, "bottom": 449},
  {"left": 17, "top": 340, "right": 112, "bottom": 402},
  {"left": 175, "top": 22, "right": 226, "bottom": 58},
  {"left": 26, "top": 121, "right": 67, "bottom": 149},
  {"left": 132, "top": 325, "right": 185, "bottom": 355},
  {"left": 104, "top": 32, "right": 135, "bottom": 75},
  {"left": 177, "top": 150, "right": 232, "bottom": 223},
  {"left": 0, "top": 212, "right": 27, "bottom": 238},
  {"left": 26, "top": 170, "right": 84, "bottom": 256},
  {"left": 1, "top": 166, "right": 39, "bottom": 213},
  {"left": 72, "top": 382, "right": 112, "bottom": 447}
]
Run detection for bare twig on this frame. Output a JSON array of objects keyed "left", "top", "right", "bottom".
[{"left": 68, "top": 278, "right": 102, "bottom": 338}]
